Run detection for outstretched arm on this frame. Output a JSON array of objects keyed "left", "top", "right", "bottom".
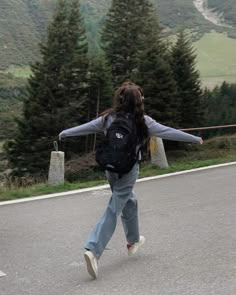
[
  {"left": 59, "top": 116, "right": 105, "bottom": 140},
  {"left": 145, "top": 115, "right": 203, "bottom": 144}
]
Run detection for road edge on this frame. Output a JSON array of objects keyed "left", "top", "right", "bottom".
[{"left": 1, "top": 161, "right": 236, "bottom": 206}]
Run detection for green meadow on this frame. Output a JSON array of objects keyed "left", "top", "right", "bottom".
[
  {"left": 1, "top": 65, "right": 31, "bottom": 78},
  {"left": 2, "top": 32, "right": 236, "bottom": 89},
  {"left": 194, "top": 32, "right": 236, "bottom": 88}
]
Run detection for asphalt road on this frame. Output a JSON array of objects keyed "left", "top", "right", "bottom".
[{"left": 0, "top": 165, "right": 236, "bottom": 295}]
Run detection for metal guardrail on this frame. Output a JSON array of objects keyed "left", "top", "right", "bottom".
[
  {"left": 180, "top": 124, "right": 236, "bottom": 132},
  {"left": 150, "top": 124, "right": 236, "bottom": 169}
]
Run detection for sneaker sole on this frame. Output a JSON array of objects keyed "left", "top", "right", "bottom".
[{"left": 84, "top": 252, "right": 97, "bottom": 279}]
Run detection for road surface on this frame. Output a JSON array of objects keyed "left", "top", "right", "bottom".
[{"left": 0, "top": 165, "right": 236, "bottom": 295}]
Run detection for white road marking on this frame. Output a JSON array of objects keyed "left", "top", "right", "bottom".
[
  {"left": 0, "top": 161, "right": 236, "bottom": 206},
  {"left": 137, "top": 161, "right": 236, "bottom": 183},
  {"left": 0, "top": 270, "right": 6, "bottom": 277}
]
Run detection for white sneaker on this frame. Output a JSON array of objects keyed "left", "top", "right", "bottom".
[
  {"left": 84, "top": 250, "right": 98, "bottom": 279},
  {"left": 127, "top": 236, "right": 146, "bottom": 256}
]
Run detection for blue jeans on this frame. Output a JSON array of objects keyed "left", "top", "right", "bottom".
[{"left": 84, "top": 163, "right": 140, "bottom": 258}]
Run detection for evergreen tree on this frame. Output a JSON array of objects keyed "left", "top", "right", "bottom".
[
  {"left": 135, "top": 35, "right": 179, "bottom": 126},
  {"left": 130, "top": 4, "right": 178, "bottom": 126},
  {"left": 86, "top": 57, "right": 113, "bottom": 151},
  {"left": 102, "top": 0, "right": 178, "bottom": 126},
  {"left": 5, "top": 0, "right": 88, "bottom": 178},
  {"left": 58, "top": 0, "right": 89, "bottom": 136},
  {"left": 88, "top": 58, "right": 113, "bottom": 119},
  {"left": 170, "top": 30, "right": 205, "bottom": 128},
  {"left": 206, "top": 82, "right": 236, "bottom": 136},
  {"left": 101, "top": 0, "right": 158, "bottom": 88}
]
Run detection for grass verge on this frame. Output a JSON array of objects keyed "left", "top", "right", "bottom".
[
  {"left": 0, "top": 180, "right": 108, "bottom": 202},
  {"left": 1, "top": 154, "right": 236, "bottom": 202}
]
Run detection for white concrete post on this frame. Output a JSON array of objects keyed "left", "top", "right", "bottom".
[
  {"left": 150, "top": 137, "right": 169, "bottom": 168},
  {"left": 48, "top": 142, "right": 65, "bottom": 185}
]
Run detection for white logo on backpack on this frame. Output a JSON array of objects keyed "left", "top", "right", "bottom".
[{"left": 116, "top": 133, "right": 123, "bottom": 139}]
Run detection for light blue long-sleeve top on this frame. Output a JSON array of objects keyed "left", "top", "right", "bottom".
[{"left": 59, "top": 114, "right": 202, "bottom": 144}]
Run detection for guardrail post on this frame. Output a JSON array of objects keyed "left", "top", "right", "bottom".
[
  {"left": 48, "top": 142, "right": 64, "bottom": 186},
  {"left": 150, "top": 137, "right": 169, "bottom": 168}
]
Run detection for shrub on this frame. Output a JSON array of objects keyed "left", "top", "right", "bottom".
[{"left": 65, "top": 152, "right": 105, "bottom": 182}]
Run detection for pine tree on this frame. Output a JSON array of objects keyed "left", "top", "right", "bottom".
[
  {"left": 127, "top": 3, "right": 178, "bottom": 126},
  {"left": 86, "top": 57, "right": 113, "bottom": 151},
  {"left": 170, "top": 30, "right": 205, "bottom": 129},
  {"left": 135, "top": 24, "right": 179, "bottom": 126},
  {"left": 101, "top": 0, "right": 178, "bottom": 126},
  {"left": 206, "top": 82, "right": 236, "bottom": 136},
  {"left": 88, "top": 58, "right": 113, "bottom": 118},
  {"left": 5, "top": 0, "right": 89, "bottom": 178},
  {"left": 136, "top": 48, "right": 179, "bottom": 126},
  {"left": 101, "top": 0, "right": 158, "bottom": 88}
]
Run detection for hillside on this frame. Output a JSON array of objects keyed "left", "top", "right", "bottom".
[
  {"left": 208, "top": 0, "right": 236, "bottom": 26},
  {"left": 1, "top": 0, "right": 236, "bottom": 70},
  {"left": 194, "top": 32, "right": 236, "bottom": 88},
  {"left": 0, "top": 0, "right": 53, "bottom": 69}
]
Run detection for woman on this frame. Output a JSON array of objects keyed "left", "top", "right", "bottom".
[{"left": 59, "top": 82, "right": 203, "bottom": 279}]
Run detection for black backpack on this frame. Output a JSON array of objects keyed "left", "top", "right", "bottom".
[{"left": 96, "top": 112, "right": 139, "bottom": 175}]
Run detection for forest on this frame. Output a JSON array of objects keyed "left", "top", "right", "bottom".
[{"left": 0, "top": 0, "right": 236, "bottom": 182}]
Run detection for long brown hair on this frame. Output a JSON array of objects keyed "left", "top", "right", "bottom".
[{"left": 102, "top": 81, "right": 149, "bottom": 143}]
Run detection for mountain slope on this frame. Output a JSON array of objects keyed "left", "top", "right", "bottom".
[
  {"left": 208, "top": 0, "right": 236, "bottom": 26},
  {"left": 0, "top": 0, "right": 235, "bottom": 69},
  {"left": 0, "top": 0, "right": 53, "bottom": 69}
]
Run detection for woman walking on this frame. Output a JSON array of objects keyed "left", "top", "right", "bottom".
[{"left": 59, "top": 82, "right": 203, "bottom": 279}]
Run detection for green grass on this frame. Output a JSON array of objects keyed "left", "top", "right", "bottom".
[
  {"left": 0, "top": 179, "right": 108, "bottom": 202},
  {"left": 168, "top": 32, "right": 236, "bottom": 88},
  {"left": 194, "top": 32, "right": 236, "bottom": 88},
  {"left": 139, "top": 155, "right": 236, "bottom": 178},
  {"left": 200, "top": 76, "right": 236, "bottom": 89},
  {"left": 1, "top": 154, "right": 236, "bottom": 202},
  {"left": 2, "top": 65, "right": 31, "bottom": 78}
]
